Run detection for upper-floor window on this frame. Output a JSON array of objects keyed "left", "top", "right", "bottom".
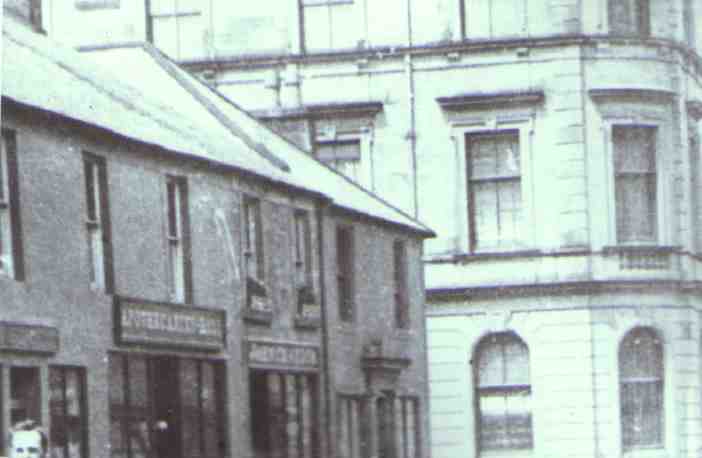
[
  {"left": 294, "top": 209, "right": 315, "bottom": 312},
  {"left": 684, "top": 0, "right": 695, "bottom": 48},
  {"left": 83, "top": 153, "right": 113, "bottom": 292},
  {"left": 0, "top": 129, "right": 23, "bottom": 280},
  {"left": 165, "top": 176, "right": 192, "bottom": 303},
  {"left": 619, "top": 327, "right": 664, "bottom": 450},
  {"left": 462, "top": 0, "right": 527, "bottom": 39},
  {"left": 393, "top": 240, "right": 409, "bottom": 329},
  {"left": 474, "top": 332, "right": 532, "bottom": 453},
  {"left": 609, "top": 0, "right": 650, "bottom": 36},
  {"left": 336, "top": 225, "right": 354, "bottom": 322},
  {"left": 466, "top": 130, "right": 522, "bottom": 251},
  {"left": 300, "top": 0, "right": 360, "bottom": 52},
  {"left": 613, "top": 125, "right": 658, "bottom": 244},
  {"left": 316, "top": 139, "right": 362, "bottom": 181},
  {"left": 243, "top": 196, "right": 264, "bottom": 282},
  {"left": 147, "top": 0, "right": 204, "bottom": 60}
]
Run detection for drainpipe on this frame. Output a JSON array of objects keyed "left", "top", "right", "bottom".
[
  {"left": 406, "top": 0, "right": 419, "bottom": 219},
  {"left": 316, "top": 201, "right": 333, "bottom": 458}
]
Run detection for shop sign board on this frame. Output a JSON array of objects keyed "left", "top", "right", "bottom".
[
  {"left": 115, "top": 297, "right": 226, "bottom": 351},
  {"left": 247, "top": 340, "right": 319, "bottom": 370},
  {"left": 0, "top": 322, "right": 59, "bottom": 353}
]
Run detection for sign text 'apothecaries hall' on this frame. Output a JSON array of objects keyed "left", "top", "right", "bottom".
[{"left": 116, "top": 297, "right": 225, "bottom": 350}]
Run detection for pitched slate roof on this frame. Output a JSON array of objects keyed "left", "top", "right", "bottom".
[{"left": 2, "top": 17, "right": 434, "bottom": 236}]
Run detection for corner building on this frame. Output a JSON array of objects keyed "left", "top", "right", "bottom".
[
  {"left": 29, "top": 0, "right": 702, "bottom": 457},
  {"left": 1, "top": 6, "right": 434, "bottom": 458}
]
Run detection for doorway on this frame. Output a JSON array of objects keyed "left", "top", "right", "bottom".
[{"left": 151, "top": 358, "right": 180, "bottom": 458}]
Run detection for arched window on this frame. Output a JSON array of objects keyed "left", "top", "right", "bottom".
[
  {"left": 609, "top": 0, "right": 650, "bottom": 37},
  {"left": 619, "top": 327, "right": 664, "bottom": 450},
  {"left": 474, "top": 332, "right": 532, "bottom": 452}
]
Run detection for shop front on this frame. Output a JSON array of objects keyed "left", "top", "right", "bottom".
[
  {"left": 246, "top": 340, "right": 320, "bottom": 458},
  {"left": 110, "top": 297, "right": 228, "bottom": 458}
]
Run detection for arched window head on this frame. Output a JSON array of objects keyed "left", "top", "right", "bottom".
[
  {"left": 474, "top": 332, "right": 532, "bottom": 453},
  {"left": 619, "top": 327, "right": 664, "bottom": 450},
  {"left": 609, "top": 0, "right": 651, "bottom": 37}
]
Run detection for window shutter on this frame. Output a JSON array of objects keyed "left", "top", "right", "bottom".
[
  {"left": 179, "top": 178, "right": 194, "bottom": 304},
  {"left": 98, "top": 158, "right": 115, "bottom": 293}
]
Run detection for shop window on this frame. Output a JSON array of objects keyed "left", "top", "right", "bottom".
[
  {"left": 165, "top": 176, "right": 192, "bottom": 304},
  {"left": 395, "top": 397, "right": 420, "bottom": 458},
  {"left": 10, "top": 367, "right": 41, "bottom": 428},
  {"left": 466, "top": 130, "right": 523, "bottom": 251},
  {"left": 393, "top": 240, "right": 409, "bottom": 329},
  {"left": 294, "top": 210, "right": 316, "bottom": 314},
  {"left": 49, "top": 366, "right": 88, "bottom": 458},
  {"left": 249, "top": 371, "right": 318, "bottom": 458},
  {"left": 109, "top": 354, "right": 225, "bottom": 458},
  {"left": 474, "top": 332, "right": 532, "bottom": 452},
  {"left": 336, "top": 226, "right": 354, "bottom": 322},
  {"left": 300, "top": 0, "right": 360, "bottom": 52},
  {"left": 83, "top": 153, "right": 113, "bottom": 292},
  {"left": 619, "top": 327, "right": 664, "bottom": 450},
  {"left": 147, "top": 0, "right": 204, "bottom": 60},
  {"left": 608, "top": 0, "right": 650, "bottom": 37},
  {"left": 0, "top": 129, "right": 24, "bottom": 280},
  {"left": 338, "top": 395, "right": 367, "bottom": 458},
  {"left": 613, "top": 125, "right": 658, "bottom": 244}
]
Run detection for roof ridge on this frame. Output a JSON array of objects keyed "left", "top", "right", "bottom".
[{"left": 138, "top": 43, "right": 291, "bottom": 173}]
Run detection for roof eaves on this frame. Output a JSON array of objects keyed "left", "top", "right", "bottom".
[{"left": 137, "top": 43, "right": 292, "bottom": 173}]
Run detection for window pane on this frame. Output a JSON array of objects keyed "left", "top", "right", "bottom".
[
  {"left": 620, "top": 328, "right": 663, "bottom": 379},
  {"left": 152, "top": 17, "right": 179, "bottom": 59},
  {"left": 330, "top": 3, "right": 360, "bottom": 49},
  {"left": 614, "top": 126, "right": 656, "bottom": 173},
  {"left": 303, "top": 5, "right": 332, "bottom": 50},
  {"left": 473, "top": 182, "right": 499, "bottom": 248},
  {"left": 469, "top": 136, "right": 497, "bottom": 179},
  {"left": 615, "top": 175, "right": 657, "bottom": 242},
  {"left": 477, "top": 337, "right": 505, "bottom": 388},
  {"left": 479, "top": 394, "right": 508, "bottom": 449},
  {"left": 491, "top": 0, "right": 525, "bottom": 36},
  {"left": 504, "top": 338, "right": 529, "bottom": 385},
  {"left": 609, "top": 0, "right": 634, "bottom": 34},
  {"left": 621, "top": 381, "right": 663, "bottom": 448},
  {"left": 496, "top": 134, "right": 521, "bottom": 176},
  {"left": 497, "top": 180, "right": 522, "bottom": 245}
]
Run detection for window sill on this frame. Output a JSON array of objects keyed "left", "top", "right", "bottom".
[
  {"left": 242, "top": 308, "right": 273, "bottom": 326},
  {"left": 622, "top": 446, "right": 667, "bottom": 458},
  {"left": 479, "top": 449, "right": 533, "bottom": 458},
  {"left": 603, "top": 245, "right": 679, "bottom": 255}
]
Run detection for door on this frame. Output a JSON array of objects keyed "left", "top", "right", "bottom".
[{"left": 151, "top": 357, "right": 181, "bottom": 458}]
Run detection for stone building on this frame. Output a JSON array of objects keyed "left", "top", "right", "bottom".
[
  {"left": 1, "top": 7, "right": 434, "bottom": 458},
  {"left": 24, "top": 0, "right": 702, "bottom": 458}
]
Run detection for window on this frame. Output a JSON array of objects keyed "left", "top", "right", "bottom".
[
  {"left": 243, "top": 197, "right": 264, "bottom": 282},
  {"left": 684, "top": 0, "right": 695, "bottom": 48},
  {"left": 49, "top": 366, "right": 88, "bottom": 458},
  {"left": 300, "top": 0, "right": 360, "bottom": 52},
  {"left": 466, "top": 130, "right": 522, "bottom": 251},
  {"left": 109, "top": 355, "right": 226, "bottom": 458},
  {"left": 338, "top": 395, "right": 367, "bottom": 458},
  {"left": 165, "top": 176, "right": 192, "bottom": 303},
  {"left": 0, "top": 130, "right": 23, "bottom": 280},
  {"left": 395, "top": 397, "right": 420, "bottom": 458},
  {"left": 316, "top": 140, "right": 362, "bottom": 182},
  {"left": 147, "top": 0, "right": 204, "bottom": 60},
  {"left": 10, "top": 367, "right": 41, "bottom": 427},
  {"left": 294, "top": 210, "right": 315, "bottom": 313},
  {"left": 249, "top": 371, "right": 319, "bottom": 458},
  {"left": 461, "top": 0, "right": 526, "bottom": 39},
  {"left": 474, "top": 332, "right": 532, "bottom": 452},
  {"left": 619, "top": 327, "right": 664, "bottom": 450},
  {"left": 336, "top": 226, "right": 354, "bottom": 322},
  {"left": 393, "top": 240, "right": 409, "bottom": 329},
  {"left": 84, "top": 153, "right": 113, "bottom": 292},
  {"left": 613, "top": 125, "right": 658, "bottom": 244},
  {"left": 609, "top": 0, "right": 650, "bottom": 36}
]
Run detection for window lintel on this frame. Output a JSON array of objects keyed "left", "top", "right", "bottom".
[{"left": 437, "top": 89, "right": 545, "bottom": 112}]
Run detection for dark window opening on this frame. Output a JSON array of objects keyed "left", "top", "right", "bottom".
[{"left": 336, "top": 226, "right": 354, "bottom": 322}]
